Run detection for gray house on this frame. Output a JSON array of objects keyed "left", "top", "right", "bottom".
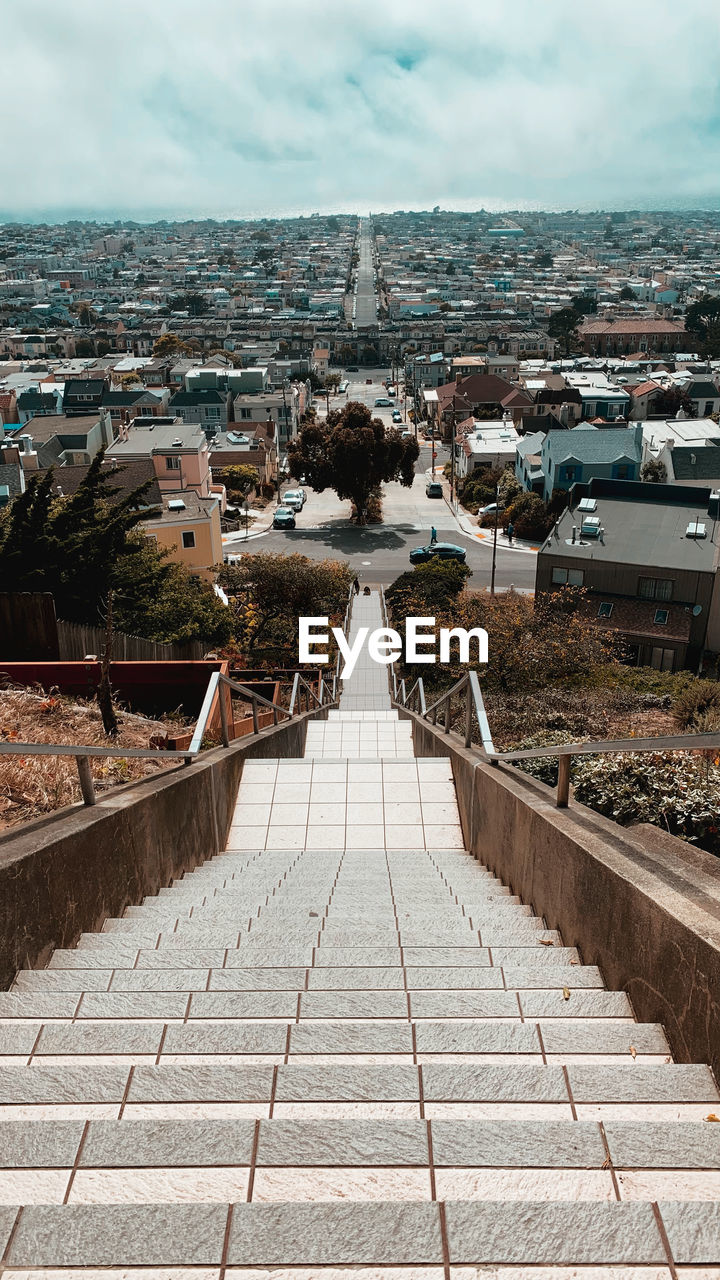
[{"left": 534, "top": 425, "right": 643, "bottom": 502}]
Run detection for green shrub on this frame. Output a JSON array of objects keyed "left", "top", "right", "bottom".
[
  {"left": 672, "top": 680, "right": 720, "bottom": 730},
  {"left": 573, "top": 752, "right": 720, "bottom": 855}
]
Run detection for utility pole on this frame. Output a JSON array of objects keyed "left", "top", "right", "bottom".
[{"left": 490, "top": 483, "right": 500, "bottom": 595}]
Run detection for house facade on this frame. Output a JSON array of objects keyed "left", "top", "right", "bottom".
[{"left": 536, "top": 479, "right": 720, "bottom": 670}]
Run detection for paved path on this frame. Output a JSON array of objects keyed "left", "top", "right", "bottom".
[{"left": 1, "top": 593, "right": 719, "bottom": 1269}]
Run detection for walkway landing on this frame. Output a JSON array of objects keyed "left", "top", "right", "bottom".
[{"left": 0, "top": 592, "right": 718, "bottom": 1270}]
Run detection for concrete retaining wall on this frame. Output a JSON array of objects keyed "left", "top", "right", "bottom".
[
  {"left": 401, "top": 707, "right": 720, "bottom": 1082},
  {"left": 0, "top": 710, "right": 321, "bottom": 988}
]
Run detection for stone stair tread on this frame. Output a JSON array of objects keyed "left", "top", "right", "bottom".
[{"left": 1, "top": 590, "right": 717, "bottom": 1267}]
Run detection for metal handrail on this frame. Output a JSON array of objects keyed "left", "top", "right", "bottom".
[
  {"left": 0, "top": 666, "right": 338, "bottom": 810},
  {"left": 392, "top": 668, "right": 719, "bottom": 808}
]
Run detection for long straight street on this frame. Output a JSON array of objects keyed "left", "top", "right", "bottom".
[{"left": 353, "top": 218, "right": 378, "bottom": 329}]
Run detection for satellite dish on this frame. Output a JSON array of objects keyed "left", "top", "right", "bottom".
[{"left": 693, "top": 604, "right": 703, "bottom": 616}]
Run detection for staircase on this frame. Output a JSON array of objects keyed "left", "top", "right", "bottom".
[{"left": 0, "top": 591, "right": 719, "bottom": 1270}]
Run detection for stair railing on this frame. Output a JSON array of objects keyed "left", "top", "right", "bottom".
[{"left": 392, "top": 670, "right": 720, "bottom": 809}]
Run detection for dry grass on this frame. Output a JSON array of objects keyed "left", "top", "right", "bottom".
[
  {"left": 0, "top": 687, "right": 188, "bottom": 832},
  {"left": 483, "top": 686, "right": 677, "bottom": 751}
]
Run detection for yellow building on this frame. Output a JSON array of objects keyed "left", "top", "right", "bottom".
[{"left": 142, "top": 493, "right": 223, "bottom": 581}]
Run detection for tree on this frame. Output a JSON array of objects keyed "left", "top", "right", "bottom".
[
  {"left": 572, "top": 294, "right": 597, "bottom": 316},
  {"left": 534, "top": 251, "right": 553, "bottom": 268},
  {"left": 619, "top": 285, "right": 636, "bottom": 301},
  {"left": 217, "top": 553, "right": 351, "bottom": 654},
  {"left": 641, "top": 457, "right": 668, "bottom": 483},
  {"left": 548, "top": 307, "right": 580, "bottom": 356},
  {"left": 325, "top": 373, "right": 341, "bottom": 392},
  {"left": 220, "top": 464, "right": 259, "bottom": 499},
  {"left": 653, "top": 386, "right": 696, "bottom": 419},
  {"left": 386, "top": 559, "right": 470, "bottom": 621},
  {"left": 152, "top": 334, "right": 193, "bottom": 359},
  {"left": 504, "top": 492, "right": 554, "bottom": 540},
  {"left": 339, "top": 344, "right": 355, "bottom": 364},
  {"left": 0, "top": 458, "right": 232, "bottom": 647},
  {"left": 685, "top": 294, "right": 720, "bottom": 357},
  {"left": 446, "top": 262, "right": 456, "bottom": 275},
  {"left": 288, "top": 400, "right": 419, "bottom": 525},
  {"left": 74, "top": 338, "right": 95, "bottom": 357},
  {"left": 168, "top": 293, "right": 208, "bottom": 317}
]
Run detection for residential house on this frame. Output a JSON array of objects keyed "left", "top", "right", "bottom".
[
  {"left": 641, "top": 418, "right": 720, "bottom": 486},
  {"left": 101, "top": 387, "right": 168, "bottom": 427},
  {"left": 142, "top": 491, "right": 223, "bottom": 582},
  {"left": 208, "top": 424, "right": 277, "bottom": 487},
  {"left": 430, "top": 374, "right": 533, "bottom": 442},
  {"left": 455, "top": 418, "right": 521, "bottom": 477},
  {"left": 536, "top": 478, "right": 720, "bottom": 670},
  {"left": 62, "top": 378, "right": 107, "bottom": 417},
  {"left": 0, "top": 390, "right": 19, "bottom": 428},
  {"left": 17, "top": 387, "right": 64, "bottom": 424},
  {"left": 3, "top": 410, "right": 115, "bottom": 471},
  {"left": 169, "top": 388, "right": 230, "bottom": 432},
  {"left": 106, "top": 418, "right": 214, "bottom": 499},
  {"left": 515, "top": 431, "right": 547, "bottom": 494},
  {"left": 527, "top": 425, "right": 644, "bottom": 502},
  {"left": 232, "top": 391, "right": 298, "bottom": 446},
  {"left": 688, "top": 380, "right": 720, "bottom": 419}
]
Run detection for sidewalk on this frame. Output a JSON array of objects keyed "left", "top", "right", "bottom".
[{"left": 424, "top": 469, "right": 541, "bottom": 555}]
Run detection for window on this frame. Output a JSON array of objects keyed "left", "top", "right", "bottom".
[
  {"left": 182, "top": 530, "right": 196, "bottom": 549},
  {"left": 165, "top": 456, "right": 181, "bottom": 470},
  {"left": 597, "top": 602, "right": 613, "bottom": 618},
  {"left": 704, "top": 401, "right": 714, "bottom": 416},
  {"left": 651, "top": 645, "right": 675, "bottom": 671},
  {"left": 613, "top": 464, "right": 632, "bottom": 479},
  {"left": 563, "top": 466, "right": 579, "bottom": 482},
  {"left": 654, "top": 608, "right": 669, "bottom": 625},
  {"left": 638, "top": 577, "right": 673, "bottom": 601},
  {"left": 239, "top": 408, "right": 252, "bottom": 420},
  {"left": 552, "top": 567, "right": 584, "bottom": 586}
]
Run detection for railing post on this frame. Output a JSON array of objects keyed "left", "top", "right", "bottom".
[
  {"left": 557, "top": 753, "right": 571, "bottom": 808},
  {"left": 252, "top": 696, "right": 259, "bottom": 735},
  {"left": 444, "top": 694, "right": 451, "bottom": 734},
  {"left": 76, "top": 755, "right": 96, "bottom": 806},
  {"left": 465, "top": 693, "right": 472, "bottom": 748},
  {"left": 272, "top": 701, "right": 279, "bottom": 726},
  {"left": 219, "top": 686, "right": 230, "bottom": 748}
]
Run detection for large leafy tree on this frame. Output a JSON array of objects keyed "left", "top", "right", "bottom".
[
  {"left": 288, "top": 400, "right": 419, "bottom": 525},
  {"left": 548, "top": 307, "right": 581, "bottom": 355},
  {"left": 685, "top": 294, "right": 720, "bottom": 357},
  {"left": 0, "top": 457, "right": 232, "bottom": 646},
  {"left": 217, "top": 553, "right": 351, "bottom": 654}
]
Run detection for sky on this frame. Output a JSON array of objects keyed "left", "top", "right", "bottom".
[{"left": 4, "top": 0, "right": 720, "bottom": 222}]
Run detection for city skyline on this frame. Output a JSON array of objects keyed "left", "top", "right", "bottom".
[{"left": 4, "top": 0, "right": 720, "bottom": 222}]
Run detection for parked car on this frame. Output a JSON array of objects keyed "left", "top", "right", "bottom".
[
  {"left": 401, "top": 429, "right": 414, "bottom": 439},
  {"left": 346, "top": 365, "right": 359, "bottom": 372},
  {"left": 272, "top": 506, "right": 296, "bottom": 529},
  {"left": 282, "top": 489, "right": 305, "bottom": 510},
  {"left": 478, "top": 502, "right": 505, "bottom": 517},
  {"left": 392, "top": 410, "right": 403, "bottom": 423},
  {"left": 387, "top": 387, "right": 396, "bottom": 398},
  {"left": 365, "top": 378, "right": 373, "bottom": 384},
  {"left": 426, "top": 481, "right": 443, "bottom": 498},
  {"left": 409, "top": 541, "right": 466, "bottom": 565},
  {"left": 374, "top": 397, "right": 392, "bottom": 407}
]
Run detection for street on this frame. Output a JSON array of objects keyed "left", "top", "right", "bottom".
[
  {"left": 353, "top": 217, "right": 378, "bottom": 329},
  {"left": 223, "top": 372, "right": 538, "bottom": 592}
]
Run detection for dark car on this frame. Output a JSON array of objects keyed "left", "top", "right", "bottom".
[
  {"left": 426, "top": 481, "right": 443, "bottom": 498},
  {"left": 409, "top": 541, "right": 466, "bottom": 565},
  {"left": 346, "top": 365, "right": 359, "bottom": 372},
  {"left": 272, "top": 506, "right": 296, "bottom": 530}
]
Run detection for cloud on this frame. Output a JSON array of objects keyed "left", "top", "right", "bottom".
[{"left": 3, "top": 0, "right": 720, "bottom": 220}]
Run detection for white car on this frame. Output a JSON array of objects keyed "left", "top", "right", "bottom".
[{"left": 282, "top": 489, "right": 305, "bottom": 510}]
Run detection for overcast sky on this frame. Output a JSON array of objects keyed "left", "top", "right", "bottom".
[{"left": 4, "top": 0, "right": 720, "bottom": 222}]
